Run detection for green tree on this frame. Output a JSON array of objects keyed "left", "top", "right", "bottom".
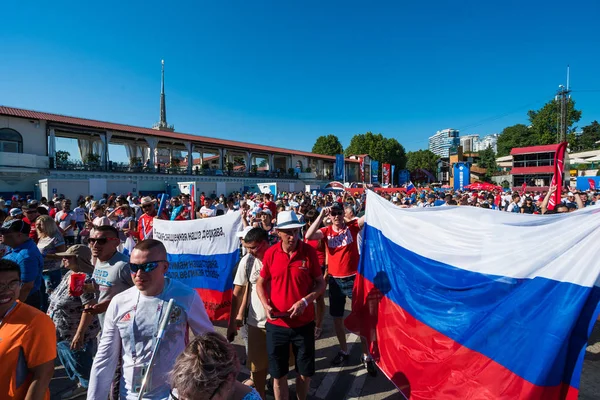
[
  {"left": 496, "top": 124, "right": 535, "bottom": 157},
  {"left": 345, "top": 132, "right": 407, "bottom": 172},
  {"left": 55, "top": 150, "right": 70, "bottom": 164},
  {"left": 571, "top": 121, "right": 600, "bottom": 152},
  {"left": 527, "top": 98, "right": 581, "bottom": 145},
  {"left": 406, "top": 150, "right": 438, "bottom": 173},
  {"left": 312, "top": 134, "right": 344, "bottom": 156},
  {"left": 478, "top": 145, "right": 497, "bottom": 182}
]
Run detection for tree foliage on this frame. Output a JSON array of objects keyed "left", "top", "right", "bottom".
[
  {"left": 568, "top": 121, "right": 600, "bottom": 152},
  {"left": 496, "top": 124, "right": 535, "bottom": 157},
  {"left": 528, "top": 98, "right": 581, "bottom": 145},
  {"left": 406, "top": 150, "right": 438, "bottom": 174},
  {"left": 345, "top": 132, "right": 407, "bottom": 169},
  {"left": 478, "top": 145, "right": 497, "bottom": 182},
  {"left": 496, "top": 99, "right": 583, "bottom": 156},
  {"left": 312, "top": 134, "right": 344, "bottom": 156}
]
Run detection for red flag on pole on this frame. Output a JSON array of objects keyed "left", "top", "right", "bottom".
[
  {"left": 547, "top": 142, "right": 568, "bottom": 211},
  {"left": 588, "top": 178, "right": 596, "bottom": 191}
]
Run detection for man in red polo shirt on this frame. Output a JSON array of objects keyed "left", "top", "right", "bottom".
[{"left": 256, "top": 211, "right": 325, "bottom": 400}]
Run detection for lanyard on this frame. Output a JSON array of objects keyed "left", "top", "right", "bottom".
[
  {"left": 128, "top": 280, "right": 170, "bottom": 363},
  {"left": 141, "top": 217, "right": 152, "bottom": 240},
  {"left": 0, "top": 301, "right": 18, "bottom": 328}
]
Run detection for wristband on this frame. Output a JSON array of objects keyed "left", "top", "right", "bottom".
[{"left": 301, "top": 297, "right": 309, "bottom": 307}]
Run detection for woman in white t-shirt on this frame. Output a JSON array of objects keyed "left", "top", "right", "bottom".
[{"left": 91, "top": 205, "right": 111, "bottom": 227}]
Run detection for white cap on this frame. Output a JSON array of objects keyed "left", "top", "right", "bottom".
[
  {"left": 568, "top": 192, "right": 574, "bottom": 196},
  {"left": 235, "top": 226, "right": 253, "bottom": 239}
]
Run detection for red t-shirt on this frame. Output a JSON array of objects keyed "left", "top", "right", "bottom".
[
  {"left": 48, "top": 208, "right": 57, "bottom": 218},
  {"left": 303, "top": 236, "right": 326, "bottom": 267},
  {"left": 264, "top": 200, "right": 277, "bottom": 219},
  {"left": 260, "top": 241, "right": 321, "bottom": 328},
  {"left": 319, "top": 219, "right": 360, "bottom": 278}
]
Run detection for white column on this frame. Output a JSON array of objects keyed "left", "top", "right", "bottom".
[
  {"left": 145, "top": 137, "right": 159, "bottom": 172},
  {"left": 246, "top": 151, "right": 252, "bottom": 172},
  {"left": 100, "top": 131, "right": 112, "bottom": 171},
  {"left": 269, "top": 154, "right": 275, "bottom": 172},
  {"left": 48, "top": 128, "right": 56, "bottom": 158},
  {"left": 185, "top": 142, "right": 193, "bottom": 174}
]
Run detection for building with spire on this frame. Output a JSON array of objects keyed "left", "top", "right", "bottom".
[{"left": 153, "top": 60, "right": 175, "bottom": 132}]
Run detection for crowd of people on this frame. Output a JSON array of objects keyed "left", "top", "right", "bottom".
[{"left": 0, "top": 184, "right": 594, "bottom": 400}]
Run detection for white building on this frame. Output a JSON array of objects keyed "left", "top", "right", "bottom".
[
  {"left": 459, "top": 134, "right": 480, "bottom": 153},
  {"left": 478, "top": 134, "right": 499, "bottom": 153},
  {"left": 429, "top": 128, "right": 460, "bottom": 158},
  {"left": 459, "top": 133, "right": 499, "bottom": 153}
]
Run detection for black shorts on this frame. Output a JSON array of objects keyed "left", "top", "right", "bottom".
[
  {"left": 329, "top": 275, "right": 356, "bottom": 318},
  {"left": 266, "top": 321, "right": 315, "bottom": 379}
]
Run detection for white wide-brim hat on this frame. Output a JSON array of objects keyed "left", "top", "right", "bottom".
[{"left": 276, "top": 210, "right": 305, "bottom": 229}]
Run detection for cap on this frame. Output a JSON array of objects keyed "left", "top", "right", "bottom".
[
  {"left": 568, "top": 192, "right": 574, "bottom": 196},
  {"left": 330, "top": 202, "right": 343, "bottom": 212},
  {"left": 0, "top": 219, "right": 30, "bottom": 235},
  {"left": 260, "top": 209, "right": 272, "bottom": 216},
  {"left": 9, "top": 208, "right": 23, "bottom": 217},
  {"left": 52, "top": 245, "right": 94, "bottom": 273},
  {"left": 235, "top": 226, "right": 254, "bottom": 239}
]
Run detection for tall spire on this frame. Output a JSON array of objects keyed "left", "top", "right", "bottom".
[{"left": 153, "top": 59, "right": 174, "bottom": 131}]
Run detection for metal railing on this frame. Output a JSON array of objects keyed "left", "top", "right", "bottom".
[{"left": 54, "top": 160, "right": 327, "bottom": 180}]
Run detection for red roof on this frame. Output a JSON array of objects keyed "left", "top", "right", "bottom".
[
  {"left": 0, "top": 105, "right": 359, "bottom": 163},
  {"left": 510, "top": 144, "right": 561, "bottom": 156},
  {"left": 510, "top": 166, "right": 554, "bottom": 175}
]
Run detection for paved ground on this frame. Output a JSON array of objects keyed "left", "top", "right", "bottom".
[{"left": 51, "top": 298, "right": 600, "bottom": 399}]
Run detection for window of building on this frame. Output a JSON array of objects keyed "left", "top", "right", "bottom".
[{"left": 0, "top": 128, "right": 23, "bottom": 153}]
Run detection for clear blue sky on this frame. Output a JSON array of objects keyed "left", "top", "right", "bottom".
[{"left": 2, "top": 1, "right": 600, "bottom": 162}]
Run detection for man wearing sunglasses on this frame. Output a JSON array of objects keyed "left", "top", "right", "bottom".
[
  {"left": 256, "top": 211, "right": 325, "bottom": 400},
  {"left": 88, "top": 239, "right": 213, "bottom": 400},
  {"left": 305, "top": 202, "right": 377, "bottom": 376},
  {"left": 88, "top": 225, "right": 133, "bottom": 327},
  {"left": 0, "top": 259, "right": 56, "bottom": 400},
  {"left": 134, "top": 197, "right": 158, "bottom": 241}
]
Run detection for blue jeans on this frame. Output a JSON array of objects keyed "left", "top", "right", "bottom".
[{"left": 57, "top": 340, "right": 96, "bottom": 388}]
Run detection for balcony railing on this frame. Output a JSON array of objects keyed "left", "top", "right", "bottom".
[
  {"left": 54, "top": 160, "right": 331, "bottom": 180},
  {"left": 0, "top": 152, "right": 49, "bottom": 169}
]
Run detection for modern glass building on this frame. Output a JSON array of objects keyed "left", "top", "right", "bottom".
[{"left": 429, "top": 129, "right": 460, "bottom": 157}]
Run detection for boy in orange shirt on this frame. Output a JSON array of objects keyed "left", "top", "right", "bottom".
[{"left": 0, "top": 259, "right": 56, "bottom": 399}]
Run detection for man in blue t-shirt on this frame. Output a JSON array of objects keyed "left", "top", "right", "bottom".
[{"left": 1, "top": 219, "right": 44, "bottom": 309}]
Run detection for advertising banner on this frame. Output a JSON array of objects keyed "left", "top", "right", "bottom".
[
  {"left": 359, "top": 157, "right": 365, "bottom": 182},
  {"left": 335, "top": 154, "right": 345, "bottom": 181},
  {"left": 453, "top": 162, "right": 470, "bottom": 190},
  {"left": 371, "top": 160, "right": 379, "bottom": 184},
  {"left": 382, "top": 163, "right": 391, "bottom": 186}
]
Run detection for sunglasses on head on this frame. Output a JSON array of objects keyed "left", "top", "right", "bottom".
[
  {"left": 130, "top": 260, "right": 167, "bottom": 273},
  {"left": 88, "top": 237, "right": 119, "bottom": 245}
]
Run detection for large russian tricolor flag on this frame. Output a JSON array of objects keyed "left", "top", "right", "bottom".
[
  {"left": 154, "top": 211, "right": 242, "bottom": 321},
  {"left": 345, "top": 191, "right": 600, "bottom": 399}
]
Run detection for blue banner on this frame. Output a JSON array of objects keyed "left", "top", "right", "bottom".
[
  {"left": 453, "top": 162, "right": 471, "bottom": 190},
  {"left": 335, "top": 154, "right": 345, "bottom": 181},
  {"left": 391, "top": 165, "right": 396, "bottom": 185},
  {"left": 398, "top": 169, "right": 410, "bottom": 186},
  {"left": 371, "top": 160, "right": 379, "bottom": 184}
]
